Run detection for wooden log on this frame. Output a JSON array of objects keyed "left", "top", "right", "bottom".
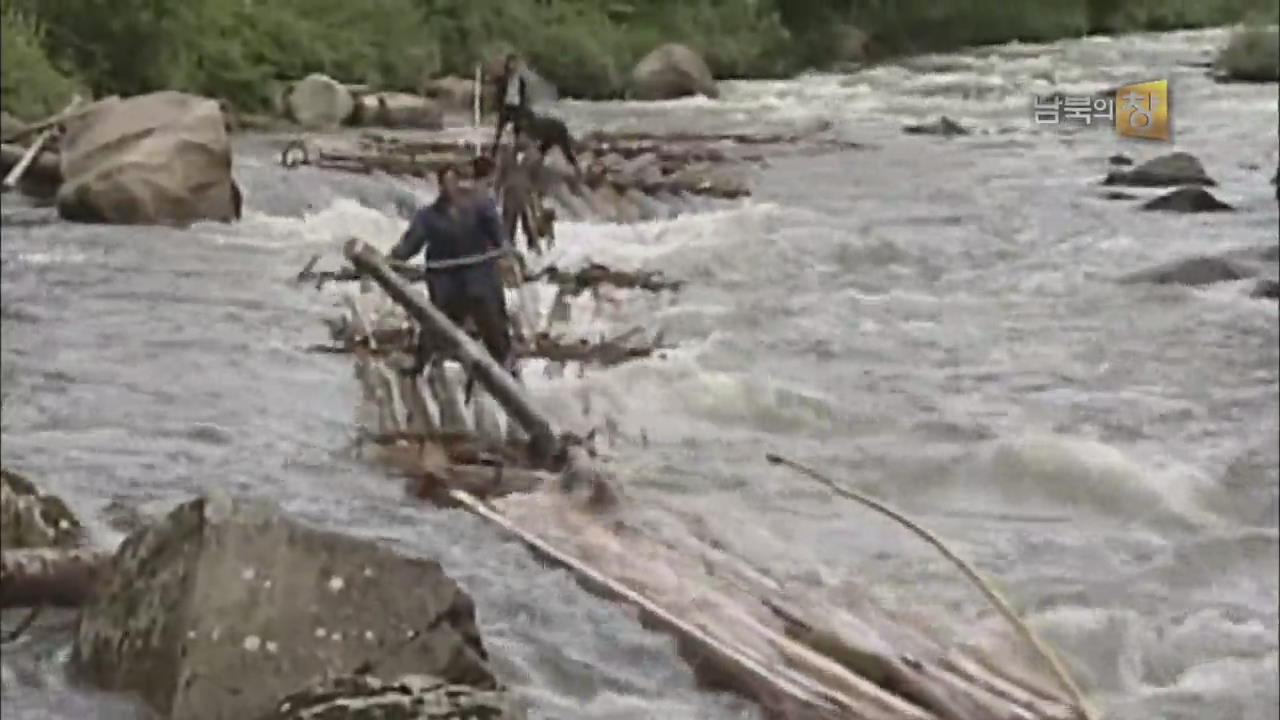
[
  {"left": 1, "top": 547, "right": 110, "bottom": 608},
  {"left": 346, "top": 238, "right": 560, "bottom": 461},
  {"left": 406, "top": 464, "right": 549, "bottom": 500},
  {"left": 445, "top": 487, "right": 850, "bottom": 720},
  {"left": 428, "top": 360, "right": 470, "bottom": 435},
  {"left": 398, "top": 372, "right": 438, "bottom": 436},
  {"left": 0, "top": 96, "right": 86, "bottom": 145},
  {"left": 939, "top": 652, "right": 1077, "bottom": 719},
  {"left": 2, "top": 128, "right": 53, "bottom": 190},
  {"left": 0, "top": 143, "right": 62, "bottom": 187}
]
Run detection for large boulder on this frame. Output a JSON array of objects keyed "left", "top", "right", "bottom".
[
  {"left": 1104, "top": 152, "right": 1216, "bottom": 187},
  {"left": 1141, "top": 186, "right": 1234, "bottom": 213},
  {"left": 260, "top": 673, "right": 508, "bottom": 719},
  {"left": 285, "top": 73, "right": 355, "bottom": 130},
  {"left": 1214, "top": 26, "right": 1280, "bottom": 83},
  {"left": 629, "top": 43, "right": 719, "bottom": 101},
  {"left": 352, "top": 92, "right": 444, "bottom": 130},
  {"left": 72, "top": 494, "right": 498, "bottom": 720},
  {"left": 55, "top": 92, "right": 241, "bottom": 226}
]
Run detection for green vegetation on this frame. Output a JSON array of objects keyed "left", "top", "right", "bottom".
[{"left": 1, "top": 0, "right": 1276, "bottom": 121}]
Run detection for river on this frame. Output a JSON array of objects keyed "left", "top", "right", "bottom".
[{"left": 2, "top": 27, "right": 1276, "bottom": 720}]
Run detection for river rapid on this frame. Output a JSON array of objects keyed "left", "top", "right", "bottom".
[{"left": 2, "top": 27, "right": 1277, "bottom": 720}]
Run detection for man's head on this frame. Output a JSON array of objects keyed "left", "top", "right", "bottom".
[
  {"left": 436, "top": 165, "right": 462, "bottom": 203},
  {"left": 503, "top": 53, "right": 519, "bottom": 74}
]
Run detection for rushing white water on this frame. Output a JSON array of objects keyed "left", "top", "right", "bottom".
[{"left": 2, "top": 27, "right": 1276, "bottom": 720}]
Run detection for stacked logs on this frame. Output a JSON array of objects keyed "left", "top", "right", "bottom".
[
  {"left": 297, "top": 253, "right": 678, "bottom": 371},
  {"left": 279, "top": 128, "right": 798, "bottom": 224},
  {"left": 329, "top": 241, "right": 1091, "bottom": 720}
]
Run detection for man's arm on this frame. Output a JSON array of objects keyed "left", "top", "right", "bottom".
[
  {"left": 517, "top": 74, "right": 528, "bottom": 109},
  {"left": 476, "top": 195, "right": 507, "bottom": 250},
  {"left": 389, "top": 209, "right": 429, "bottom": 262}
]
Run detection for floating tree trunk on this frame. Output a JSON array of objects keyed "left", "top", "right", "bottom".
[{"left": 1, "top": 547, "right": 110, "bottom": 609}]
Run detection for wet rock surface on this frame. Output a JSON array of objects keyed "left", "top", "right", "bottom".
[
  {"left": 72, "top": 493, "right": 498, "bottom": 720},
  {"left": 1103, "top": 152, "right": 1216, "bottom": 187},
  {"left": 1121, "top": 255, "right": 1252, "bottom": 286},
  {"left": 902, "top": 115, "right": 969, "bottom": 137},
  {"left": 258, "top": 673, "right": 510, "bottom": 720},
  {"left": 0, "top": 467, "right": 83, "bottom": 549},
  {"left": 1141, "top": 186, "right": 1234, "bottom": 212}
]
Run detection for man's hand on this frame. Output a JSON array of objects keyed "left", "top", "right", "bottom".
[{"left": 498, "top": 254, "right": 524, "bottom": 287}]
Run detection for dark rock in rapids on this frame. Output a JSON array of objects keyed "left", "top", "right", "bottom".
[
  {"left": 72, "top": 493, "right": 498, "bottom": 720},
  {"left": 1108, "top": 154, "right": 1134, "bottom": 166},
  {"left": 1140, "top": 187, "right": 1234, "bottom": 213},
  {"left": 258, "top": 673, "right": 510, "bottom": 720},
  {"left": 1120, "top": 256, "right": 1253, "bottom": 287},
  {"left": 1104, "top": 152, "right": 1216, "bottom": 188},
  {"left": 1101, "top": 190, "right": 1139, "bottom": 201},
  {"left": 1250, "top": 278, "right": 1280, "bottom": 300},
  {"left": 902, "top": 115, "right": 969, "bottom": 137}
]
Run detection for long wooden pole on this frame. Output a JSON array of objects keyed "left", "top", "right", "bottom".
[
  {"left": 343, "top": 239, "right": 558, "bottom": 464},
  {"left": 764, "top": 453, "right": 1095, "bottom": 720}
]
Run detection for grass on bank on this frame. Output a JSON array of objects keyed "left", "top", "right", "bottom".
[{"left": 1, "top": 0, "right": 1277, "bottom": 121}]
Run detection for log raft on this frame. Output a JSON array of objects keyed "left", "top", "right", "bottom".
[
  {"left": 332, "top": 241, "right": 1090, "bottom": 720},
  {"left": 276, "top": 126, "right": 868, "bottom": 223}
]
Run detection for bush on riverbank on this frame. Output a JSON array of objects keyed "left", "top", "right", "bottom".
[
  {"left": 1, "top": 0, "right": 1277, "bottom": 120},
  {"left": 0, "top": 3, "right": 83, "bottom": 120}
]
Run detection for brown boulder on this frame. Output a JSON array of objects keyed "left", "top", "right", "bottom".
[
  {"left": 629, "top": 43, "right": 719, "bottom": 101},
  {"left": 56, "top": 92, "right": 241, "bottom": 226}
]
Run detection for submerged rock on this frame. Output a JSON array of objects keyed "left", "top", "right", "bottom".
[
  {"left": 72, "top": 493, "right": 497, "bottom": 720},
  {"left": 1250, "top": 278, "right": 1280, "bottom": 300},
  {"left": 1141, "top": 187, "right": 1234, "bottom": 213},
  {"left": 1121, "top": 256, "right": 1252, "bottom": 287},
  {"left": 1108, "top": 153, "right": 1134, "bottom": 166},
  {"left": 902, "top": 115, "right": 969, "bottom": 137},
  {"left": 259, "top": 673, "right": 509, "bottom": 720},
  {"left": 1104, "top": 152, "right": 1216, "bottom": 187},
  {"left": 1, "top": 468, "right": 83, "bottom": 549}
]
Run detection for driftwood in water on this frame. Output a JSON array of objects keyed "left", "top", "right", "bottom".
[
  {"left": 0, "top": 547, "right": 109, "bottom": 609},
  {"left": 0, "top": 143, "right": 62, "bottom": 191},
  {"left": 530, "top": 262, "right": 683, "bottom": 296},
  {"left": 312, "top": 314, "right": 666, "bottom": 369}
]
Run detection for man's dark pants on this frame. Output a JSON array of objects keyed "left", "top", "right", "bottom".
[
  {"left": 412, "top": 262, "right": 512, "bottom": 373},
  {"left": 493, "top": 104, "right": 523, "bottom": 150}
]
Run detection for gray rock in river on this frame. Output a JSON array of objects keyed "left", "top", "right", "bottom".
[
  {"left": 258, "top": 673, "right": 510, "bottom": 720},
  {"left": 1120, "top": 256, "right": 1253, "bottom": 287},
  {"left": 72, "top": 493, "right": 498, "bottom": 720},
  {"left": 1250, "top": 278, "right": 1280, "bottom": 300},
  {"left": 902, "top": 115, "right": 969, "bottom": 137},
  {"left": 1103, "top": 152, "right": 1216, "bottom": 187},
  {"left": 1141, "top": 186, "right": 1234, "bottom": 213}
]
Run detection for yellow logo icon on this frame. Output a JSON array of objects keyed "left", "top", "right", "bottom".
[{"left": 1115, "top": 80, "right": 1170, "bottom": 140}]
